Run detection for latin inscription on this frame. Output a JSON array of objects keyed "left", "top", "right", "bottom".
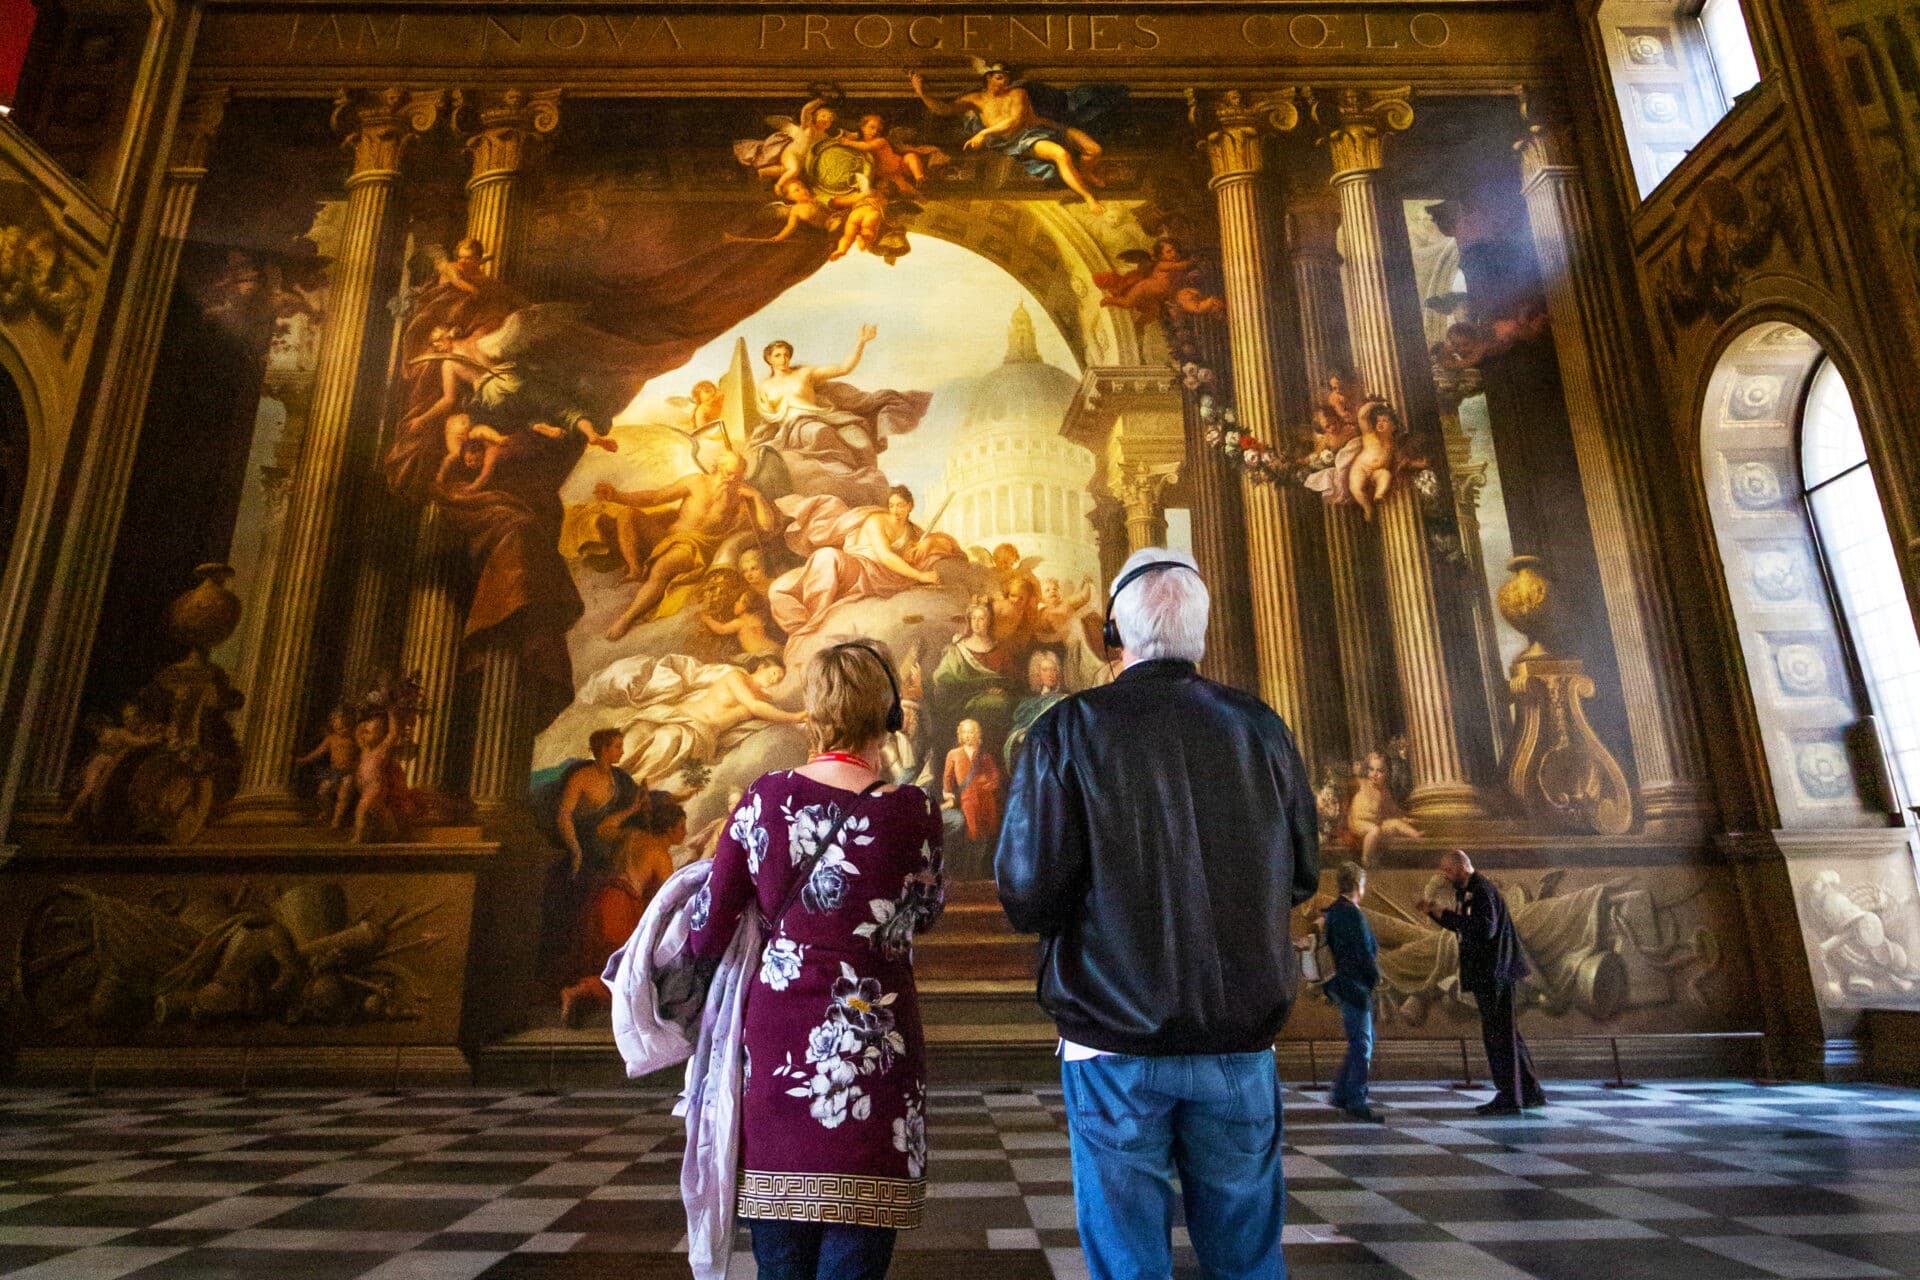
[{"left": 232, "top": 9, "right": 1482, "bottom": 68}]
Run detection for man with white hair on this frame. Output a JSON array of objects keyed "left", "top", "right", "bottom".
[{"left": 995, "top": 547, "right": 1319, "bottom": 1280}]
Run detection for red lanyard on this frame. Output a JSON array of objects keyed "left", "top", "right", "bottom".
[{"left": 810, "top": 752, "right": 874, "bottom": 769}]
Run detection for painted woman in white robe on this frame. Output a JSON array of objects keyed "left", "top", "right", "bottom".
[
  {"left": 748, "top": 327, "right": 931, "bottom": 506},
  {"left": 767, "top": 486, "right": 963, "bottom": 640},
  {"left": 575, "top": 652, "right": 805, "bottom": 784}
]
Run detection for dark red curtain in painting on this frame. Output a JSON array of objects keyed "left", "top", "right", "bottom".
[{"left": 387, "top": 208, "right": 834, "bottom": 723}]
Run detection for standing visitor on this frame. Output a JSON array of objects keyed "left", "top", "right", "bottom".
[
  {"left": 1420, "top": 849, "right": 1546, "bottom": 1115},
  {"left": 996, "top": 548, "right": 1319, "bottom": 1280},
  {"left": 1323, "top": 860, "right": 1383, "bottom": 1122},
  {"left": 687, "top": 642, "right": 946, "bottom": 1280}
]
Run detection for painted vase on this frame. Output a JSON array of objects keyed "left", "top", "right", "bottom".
[
  {"left": 1496, "top": 554, "right": 1556, "bottom": 657},
  {"left": 167, "top": 562, "right": 242, "bottom": 656}
]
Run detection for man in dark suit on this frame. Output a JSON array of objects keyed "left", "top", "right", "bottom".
[
  {"left": 1419, "top": 849, "right": 1546, "bottom": 1116},
  {"left": 1323, "top": 861, "right": 1382, "bottom": 1122}
]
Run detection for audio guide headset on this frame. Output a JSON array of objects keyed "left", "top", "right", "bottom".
[
  {"left": 830, "top": 641, "right": 905, "bottom": 733},
  {"left": 1101, "top": 560, "right": 1200, "bottom": 651}
]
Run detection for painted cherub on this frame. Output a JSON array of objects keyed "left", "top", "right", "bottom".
[
  {"left": 724, "top": 175, "right": 839, "bottom": 246},
  {"left": 841, "top": 112, "right": 950, "bottom": 197},
  {"left": 349, "top": 708, "right": 406, "bottom": 844},
  {"left": 295, "top": 706, "right": 361, "bottom": 830},
  {"left": 68, "top": 695, "right": 170, "bottom": 824},
  {"left": 432, "top": 237, "right": 491, "bottom": 295},
  {"left": 1349, "top": 399, "right": 1427, "bottom": 520},
  {"left": 1323, "top": 371, "right": 1362, "bottom": 424},
  {"left": 698, "top": 567, "right": 784, "bottom": 659},
  {"left": 734, "top": 88, "right": 844, "bottom": 188},
  {"left": 1093, "top": 237, "right": 1225, "bottom": 321},
  {"left": 1034, "top": 576, "right": 1096, "bottom": 645},
  {"left": 437, "top": 408, "right": 616, "bottom": 492},
  {"left": 827, "top": 173, "right": 912, "bottom": 263}
]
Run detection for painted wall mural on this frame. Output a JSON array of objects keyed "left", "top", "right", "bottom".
[{"left": 4, "top": 28, "right": 1780, "bottom": 1065}]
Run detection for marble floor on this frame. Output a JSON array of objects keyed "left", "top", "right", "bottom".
[{"left": 0, "top": 1080, "right": 1917, "bottom": 1279}]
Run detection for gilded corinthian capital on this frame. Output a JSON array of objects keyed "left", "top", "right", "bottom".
[
  {"left": 332, "top": 87, "right": 445, "bottom": 178},
  {"left": 453, "top": 87, "right": 563, "bottom": 183},
  {"left": 1186, "top": 87, "right": 1304, "bottom": 180},
  {"left": 1515, "top": 88, "right": 1578, "bottom": 179},
  {"left": 1311, "top": 88, "right": 1414, "bottom": 178}
]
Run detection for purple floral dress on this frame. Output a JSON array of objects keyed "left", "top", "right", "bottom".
[{"left": 687, "top": 771, "right": 945, "bottom": 1229}]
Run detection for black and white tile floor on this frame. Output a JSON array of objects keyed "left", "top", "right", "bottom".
[{"left": 2, "top": 1081, "right": 1918, "bottom": 1279}]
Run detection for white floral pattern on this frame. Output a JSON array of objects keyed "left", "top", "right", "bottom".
[
  {"left": 855, "top": 839, "right": 944, "bottom": 961},
  {"left": 893, "top": 1089, "right": 928, "bottom": 1177},
  {"left": 758, "top": 938, "right": 806, "bottom": 991},
  {"left": 730, "top": 793, "right": 770, "bottom": 874},
  {"left": 687, "top": 882, "right": 712, "bottom": 932},
  {"left": 771, "top": 962, "right": 906, "bottom": 1132},
  {"left": 780, "top": 798, "right": 875, "bottom": 914}
]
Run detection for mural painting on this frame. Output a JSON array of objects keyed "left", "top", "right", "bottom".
[{"left": 0, "top": 14, "right": 1793, "bottom": 1072}]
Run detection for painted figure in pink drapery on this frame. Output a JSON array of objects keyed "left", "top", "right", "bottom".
[{"left": 767, "top": 486, "right": 963, "bottom": 640}]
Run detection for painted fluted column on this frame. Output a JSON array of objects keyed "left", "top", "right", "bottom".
[
  {"left": 399, "top": 505, "right": 463, "bottom": 791},
  {"left": 1517, "top": 93, "right": 1707, "bottom": 829},
  {"left": 1181, "top": 312, "right": 1260, "bottom": 692},
  {"left": 233, "top": 88, "right": 441, "bottom": 808},
  {"left": 18, "top": 89, "right": 229, "bottom": 805},
  {"left": 1317, "top": 88, "right": 1488, "bottom": 820},
  {"left": 1088, "top": 496, "right": 1129, "bottom": 586},
  {"left": 1289, "top": 192, "right": 1385, "bottom": 762},
  {"left": 455, "top": 87, "right": 561, "bottom": 814},
  {"left": 458, "top": 88, "right": 560, "bottom": 282},
  {"left": 1191, "top": 88, "right": 1323, "bottom": 769}
]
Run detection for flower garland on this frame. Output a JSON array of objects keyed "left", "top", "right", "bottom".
[
  {"left": 1186, "top": 362, "right": 1307, "bottom": 486},
  {"left": 1184, "top": 361, "right": 1440, "bottom": 506}
]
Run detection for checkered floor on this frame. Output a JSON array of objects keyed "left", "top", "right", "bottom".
[{"left": 1, "top": 1081, "right": 1918, "bottom": 1279}]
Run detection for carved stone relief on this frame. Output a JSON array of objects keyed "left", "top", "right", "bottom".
[
  {"left": 1658, "top": 172, "right": 1804, "bottom": 331},
  {"left": 0, "top": 181, "right": 91, "bottom": 354}
]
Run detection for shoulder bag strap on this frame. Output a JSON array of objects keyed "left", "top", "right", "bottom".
[{"left": 770, "top": 780, "right": 885, "bottom": 929}]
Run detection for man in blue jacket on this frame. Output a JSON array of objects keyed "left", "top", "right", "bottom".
[
  {"left": 1323, "top": 861, "right": 1382, "bottom": 1122},
  {"left": 1420, "top": 849, "right": 1546, "bottom": 1116}
]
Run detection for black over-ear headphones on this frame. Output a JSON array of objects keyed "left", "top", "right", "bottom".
[
  {"left": 831, "top": 641, "right": 905, "bottom": 733},
  {"left": 1102, "top": 560, "right": 1199, "bottom": 651}
]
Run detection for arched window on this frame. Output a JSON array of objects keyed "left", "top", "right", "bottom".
[{"left": 1800, "top": 359, "right": 1920, "bottom": 814}]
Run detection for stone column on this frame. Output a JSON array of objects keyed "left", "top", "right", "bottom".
[
  {"left": 17, "top": 89, "right": 229, "bottom": 805},
  {"left": 399, "top": 505, "right": 464, "bottom": 791},
  {"left": 1517, "top": 93, "right": 1707, "bottom": 829},
  {"left": 457, "top": 88, "right": 560, "bottom": 281},
  {"left": 1116, "top": 464, "right": 1175, "bottom": 551},
  {"left": 1317, "top": 88, "right": 1488, "bottom": 820},
  {"left": 1288, "top": 192, "right": 1384, "bottom": 763},
  {"left": 1191, "top": 88, "right": 1323, "bottom": 768},
  {"left": 453, "top": 90, "right": 560, "bottom": 817},
  {"left": 1181, "top": 313, "right": 1260, "bottom": 691},
  {"left": 232, "top": 88, "right": 441, "bottom": 810},
  {"left": 1088, "top": 497, "right": 1129, "bottom": 586}
]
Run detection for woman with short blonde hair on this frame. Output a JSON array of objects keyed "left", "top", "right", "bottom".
[
  {"left": 688, "top": 640, "right": 947, "bottom": 1280},
  {"left": 804, "top": 641, "right": 898, "bottom": 757}
]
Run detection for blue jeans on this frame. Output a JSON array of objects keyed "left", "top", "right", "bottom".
[
  {"left": 748, "top": 1220, "right": 896, "bottom": 1280},
  {"left": 1061, "top": 1051, "right": 1286, "bottom": 1280},
  {"left": 1328, "top": 999, "right": 1373, "bottom": 1112}
]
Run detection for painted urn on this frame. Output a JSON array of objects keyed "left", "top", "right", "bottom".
[
  {"left": 1495, "top": 554, "right": 1556, "bottom": 659},
  {"left": 166, "top": 562, "right": 242, "bottom": 657}
]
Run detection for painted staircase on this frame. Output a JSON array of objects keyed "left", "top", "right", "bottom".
[{"left": 474, "top": 880, "right": 1059, "bottom": 1087}]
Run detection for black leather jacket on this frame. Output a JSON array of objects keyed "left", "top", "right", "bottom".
[{"left": 994, "top": 659, "right": 1320, "bottom": 1056}]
